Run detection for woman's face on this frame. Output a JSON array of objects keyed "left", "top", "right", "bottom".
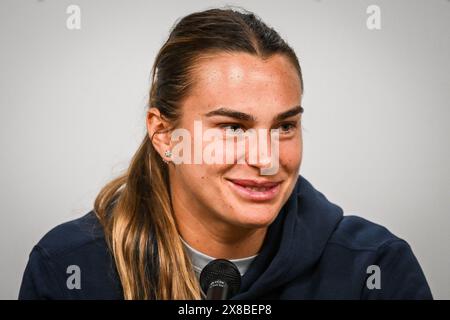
[{"left": 169, "top": 52, "right": 302, "bottom": 229}]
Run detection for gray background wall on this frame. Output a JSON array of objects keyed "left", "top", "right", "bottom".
[{"left": 0, "top": 0, "right": 448, "bottom": 299}]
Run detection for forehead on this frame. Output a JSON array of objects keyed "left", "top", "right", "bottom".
[{"left": 183, "top": 52, "right": 302, "bottom": 116}]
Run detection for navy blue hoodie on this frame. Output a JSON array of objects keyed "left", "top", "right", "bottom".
[{"left": 19, "top": 175, "right": 433, "bottom": 299}]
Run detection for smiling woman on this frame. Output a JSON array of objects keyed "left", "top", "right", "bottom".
[{"left": 18, "top": 6, "right": 432, "bottom": 300}]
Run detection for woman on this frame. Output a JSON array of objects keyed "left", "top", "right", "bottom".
[{"left": 19, "top": 7, "right": 432, "bottom": 300}]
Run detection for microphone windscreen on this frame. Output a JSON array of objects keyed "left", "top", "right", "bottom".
[{"left": 199, "top": 259, "right": 241, "bottom": 299}]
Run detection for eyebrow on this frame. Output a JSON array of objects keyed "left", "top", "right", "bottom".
[{"left": 204, "top": 105, "right": 303, "bottom": 122}]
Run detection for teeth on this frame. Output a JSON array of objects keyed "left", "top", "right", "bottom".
[{"left": 245, "top": 186, "right": 268, "bottom": 192}]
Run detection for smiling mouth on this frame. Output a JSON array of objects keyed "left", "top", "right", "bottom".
[{"left": 226, "top": 178, "right": 282, "bottom": 201}]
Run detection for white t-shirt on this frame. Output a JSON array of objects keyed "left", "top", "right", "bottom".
[{"left": 180, "top": 237, "right": 258, "bottom": 279}]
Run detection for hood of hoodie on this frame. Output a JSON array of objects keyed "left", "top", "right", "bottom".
[{"left": 231, "top": 175, "right": 344, "bottom": 299}]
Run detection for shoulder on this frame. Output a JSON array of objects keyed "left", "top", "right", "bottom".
[
  {"left": 329, "top": 215, "right": 403, "bottom": 251},
  {"left": 35, "top": 210, "right": 107, "bottom": 258},
  {"left": 329, "top": 215, "right": 432, "bottom": 299},
  {"left": 289, "top": 176, "right": 432, "bottom": 298},
  {"left": 19, "top": 211, "right": 122, "bottom": 299}
]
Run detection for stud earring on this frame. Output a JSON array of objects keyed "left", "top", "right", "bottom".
[{"left": 162, "top": 149, "right": 172, "bottom": 164}]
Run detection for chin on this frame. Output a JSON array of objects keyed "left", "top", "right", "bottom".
[{"left": 230, "top": 205, "right": 279, "bottom": 229}]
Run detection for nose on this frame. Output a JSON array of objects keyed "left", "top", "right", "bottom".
[{"left": 240, "top": 128, "right": 280, "bottom": 175}]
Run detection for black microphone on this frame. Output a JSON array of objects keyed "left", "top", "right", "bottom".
[{"left": 199, "top": 259, "right": 241, "bottom": 300}]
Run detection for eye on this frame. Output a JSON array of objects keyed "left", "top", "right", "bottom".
[
  {"left": 219, "top": 123, "right": 245, "bottom": 135},
  {"left": 278, "top": 122, "right": 297, "bottom": 134}
]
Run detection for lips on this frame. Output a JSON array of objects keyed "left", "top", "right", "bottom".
[
  {"left": 229, "top": 179, "right": 280, "bottom": 189},
  {"left": 226, "top": 178, "right": 282, "bottom": 201}
]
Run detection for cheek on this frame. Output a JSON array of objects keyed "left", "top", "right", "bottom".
[
  {"left": 279, "top": 139, "right": 302, "bottom": 171},
  {"left": 179, "top": 163, "right": 229, "bottom": 189}
]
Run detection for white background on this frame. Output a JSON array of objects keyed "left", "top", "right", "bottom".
[{"left": 0, "top": 0, "right": 449, "bottom": 299}]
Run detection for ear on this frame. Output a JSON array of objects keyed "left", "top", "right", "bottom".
[{"left": 146, "top": 107, "right": 172, "bottom": 160}]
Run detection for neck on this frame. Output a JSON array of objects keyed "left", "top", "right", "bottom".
[
  {"left": 170, "top": 180, "right": 267, "bottom": 259},
  {"left": 178, "top": 216, "right": 267, "bottom": 259}
]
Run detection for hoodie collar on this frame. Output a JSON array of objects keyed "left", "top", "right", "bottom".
[{"left": 232, "top": 175, "right": 344, "bottom": 299}]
